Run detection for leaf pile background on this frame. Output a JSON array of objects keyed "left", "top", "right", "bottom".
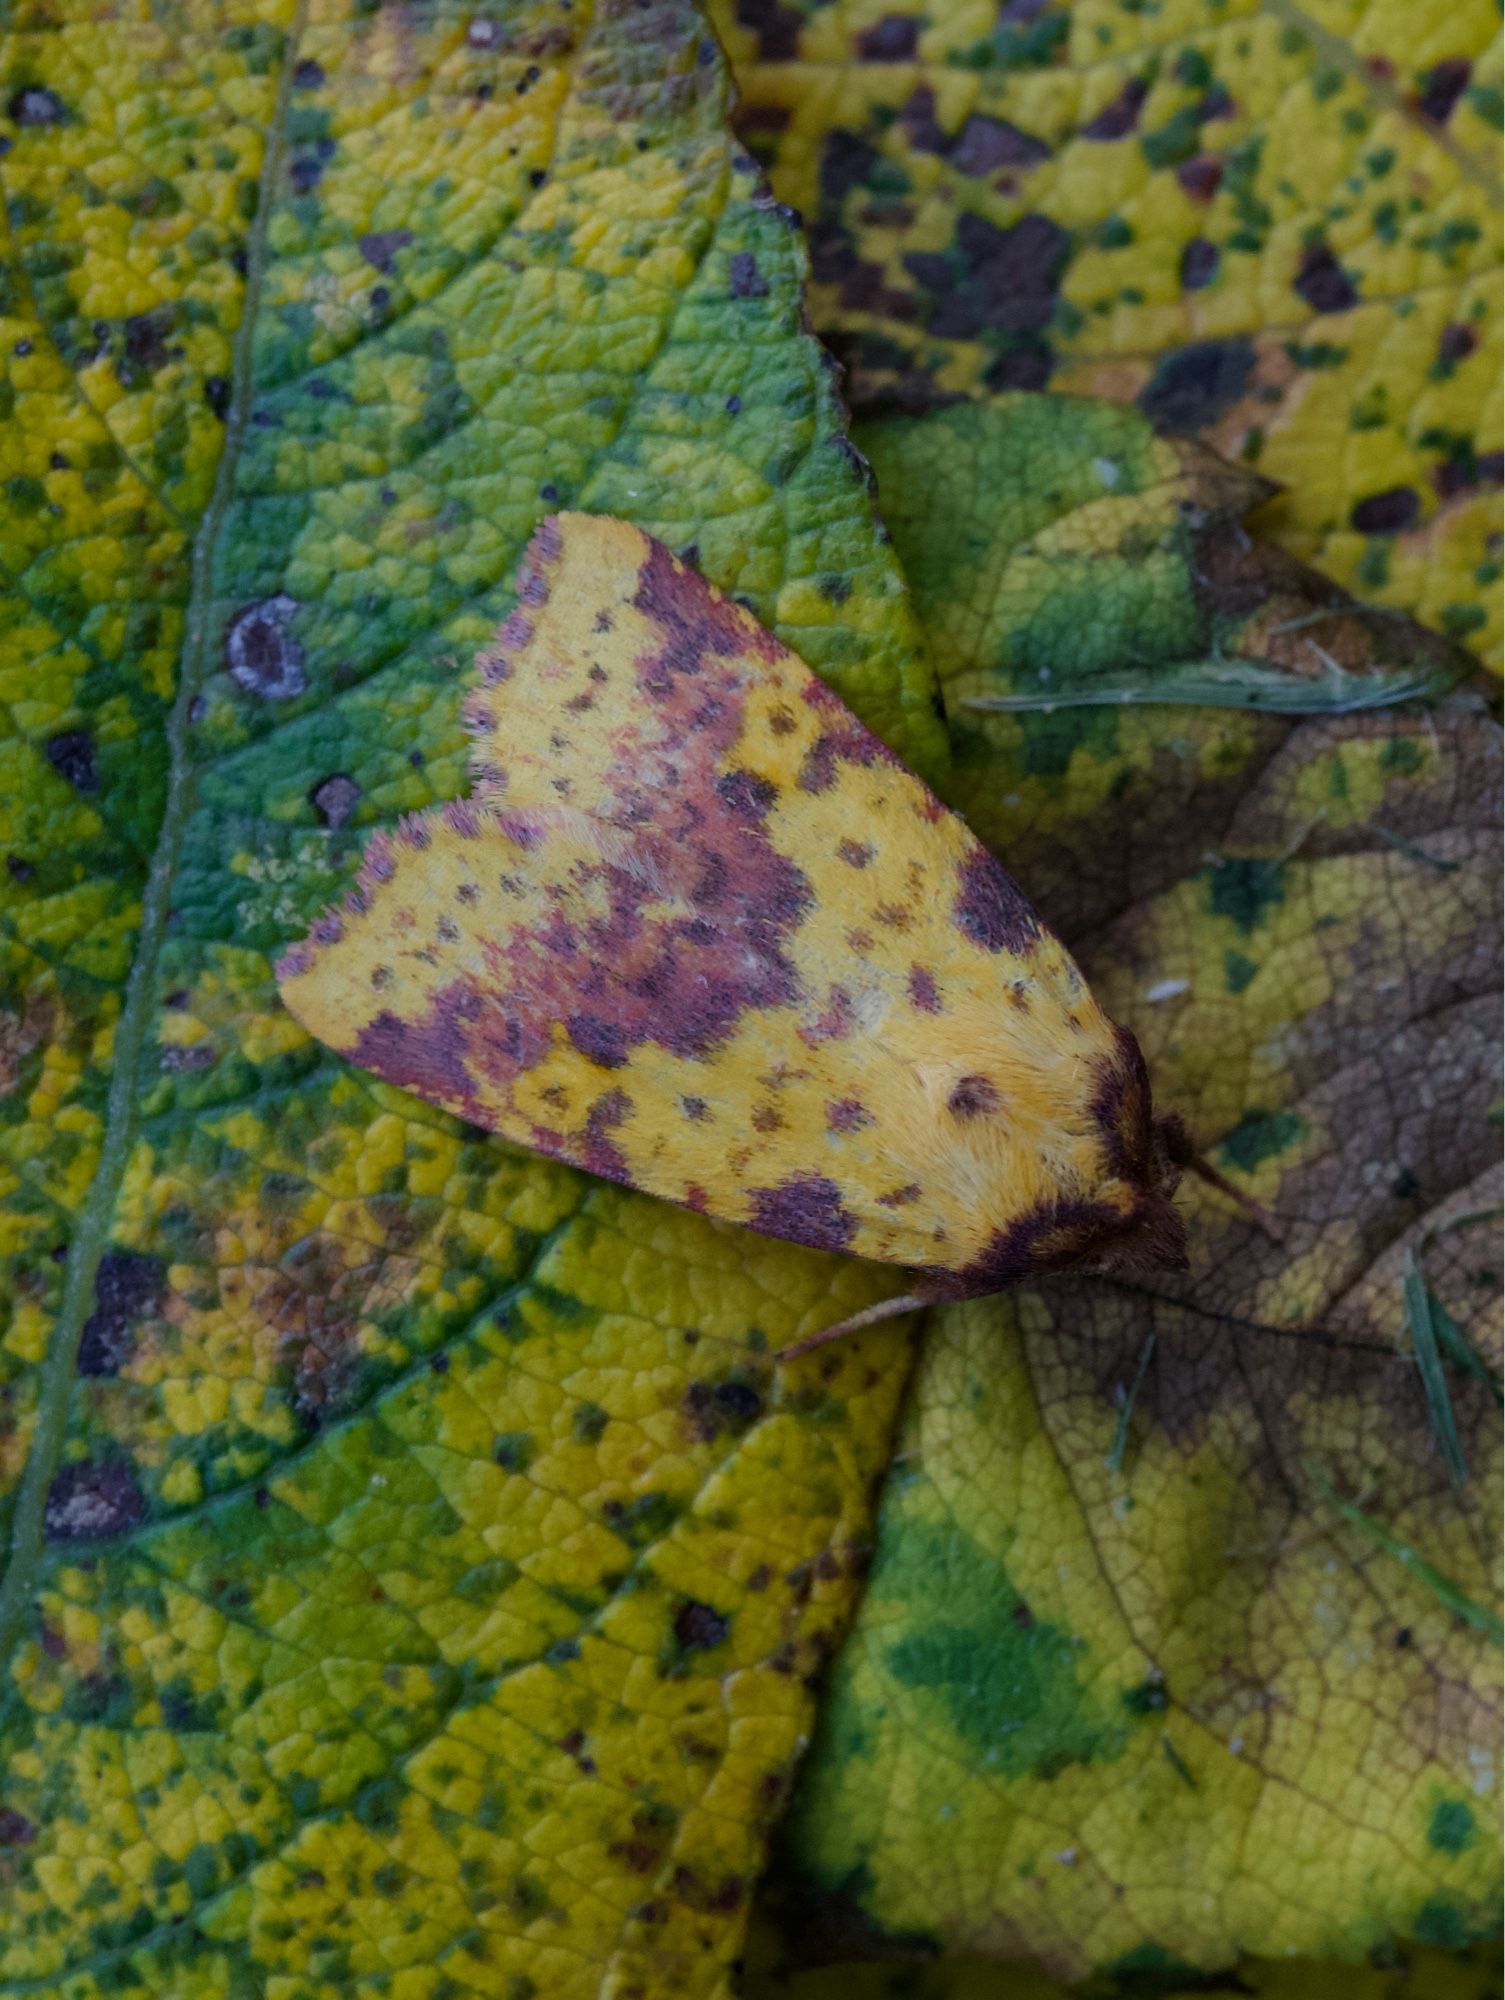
[
  {"left": 711, "top": 0, "right": 1504, "bottom": 669},
  {"left": 757, "top": 394, "right": 1502, "bottom": 1983},
  {"left": 0, "top": 1, "right": 1499, "bottom": 1998}
]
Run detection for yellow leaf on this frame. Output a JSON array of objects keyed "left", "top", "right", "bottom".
[{"left": 711, "top": 0, "right": 1504, "bottom": 668}]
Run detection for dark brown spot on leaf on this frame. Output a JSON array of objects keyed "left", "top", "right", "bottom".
[
  {"left": 1351, "top": 487, "right": 1419, "bottom": 534},
  {"left": 1180, "top": 237, "right": 1219, "bottom": 290},
  {"left": 1436, "top": 323, "right": 1477, "bottom": 366},
  {"left": 729, "top": 250, "right": 768, "bottom": 298},
  {"left": 1294, "top": 243, "right": 1358, "bottom": 314},
  {"left": 8, "top": 87, "right": 64, "bottom": 126},
  {"left": 673, "top": 1600, "right": 730, "bottom": 1650},
  {"left": 1415, "top": 56, "right": 1471, "bottom": 123},
  {"left": 734, "top": 0, "right": 802, "bottom": 60},
  {"left": 1175, "top": 155, "right": 1222, "bottom": 202},
  {"left": 358, "top": 228, "right": 413, "bottom": 272},
  {"left": 856, "top": 12, "right": 918, "bottom": 59},
  {"left": 77, "top": 1248, "right": 165, "bottom": 1377},
  {"left": 1082, "top": 77, "right": 1148, "bottom": 139},
  {"left": 949, "top": 114, "right": 1048, "bottom": 174},
  {"left": 905, "top": 212, "right": 1069, "bottom": 342},
  {"left": 1140, "top": 339, "right": 1255, "bottom": 430},
  {"left": 310, "top": 774, "right": 361, "bottom": 829},
  {"left": 44, "top": 730, "right": 97, "bottom": 794},
  {"left": 44, "top": 1460, "right": 147, "bottom": 1542}
]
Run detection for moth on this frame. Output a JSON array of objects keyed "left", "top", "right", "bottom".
[{"left": 277, "top": 514, "right": 1196, "bottom": 1355}]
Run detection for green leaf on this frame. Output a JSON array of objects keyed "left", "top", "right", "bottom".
[{"left": 0, "top": 4, "right": 943, "bottom": 1990}]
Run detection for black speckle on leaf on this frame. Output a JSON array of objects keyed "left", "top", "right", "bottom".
[
  {"left": 44, "top": 730, "right": 98, "bottom": 794},
  {"left": 358, "top": 229, "right": 413, "bottom": 272},
  {"left": 1081, "top": 76, "right": 1148, "bottom": 140},
  {"left": 948, "top": 113, "right": 1049, "bottom": 175},
  {"left": 225, "top": 595, "right": 307, "bottom": 699},
  {"left": 204, "top": 375, "right": 231, "bottom": 419},
  {"left": 77, "top": 1248, "right": 166, "bottom": 1377},
  {"left": 7, "top": 86, "right": 64, "bottom": 127},
  {"left": 729, "top": 250, "right": 768, "bottom": 298},
  {"left": 293, "top": 57, "right": 326, "bottom": 88},
  {"left": 122, "top": 310, "right": 172, "bottom": 384},
  {"left": 735, "top": 0, "right": 802, "bottom": 60},
  {"left": 983, "top": 342, "right": 1052, "bottom": 391},
  {"left": 1293, "top": 242, "right": 1358, "bottom": 313},
  {"left": 1180, "top": 238, "right": 1219, "bottom": 290},
  {"left": 906, "top": 212, "right": 1069, "bottom": 341},
  {"left": 1351, "top": 486, "right": 1419, "bottom": 534},
  {"left": 1416, "top": 57, "right": 1471, "bottom": 123},
  {"left": 310, "top": 773, "right": 361, "bottom": 829},
  {"left": 1139, "top": 339, "right": 1255, "bottom": 431},
  {"left": 673, "top": 1600, "right": 730, "bottom": 1651},
  {"left": 44, "top": 1460, "right": 147, "bottom": 1542},
  {"left": 5, "top": 855, "right": 35, "bottom": 883},
  {"left": 856, "top": 12, "right": 918, "bottom": 59},
  {"left": 0, "top": 1808, "right": 36, "bottom": 1846}
]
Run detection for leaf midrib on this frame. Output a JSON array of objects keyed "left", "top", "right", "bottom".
[{"left": 0, "top": 1, "right": 311, "bottom": 1668}]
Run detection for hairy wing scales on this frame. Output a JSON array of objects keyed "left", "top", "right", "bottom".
[{"left": 280, "top": 515, "right": 1179, "bottom": 1285}]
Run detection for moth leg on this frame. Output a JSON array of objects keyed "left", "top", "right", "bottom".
[{"left": 777, "top": 1291, "right": 932, "bottom": 1361}]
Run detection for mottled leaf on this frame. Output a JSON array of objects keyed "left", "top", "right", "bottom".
[
  {"left": 711, "top": 0, "right": 1504, "bottom": 668},
  {"left": 0, "top": 2, "right": 948, "bottom": 1991},
  {"left": 763, "top": 395, "right": 1503, "bottom": 1979}
]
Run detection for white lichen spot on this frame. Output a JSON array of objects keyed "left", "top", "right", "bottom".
[{"left": 226, "top": 595, "right": 306, "bottom": 700}]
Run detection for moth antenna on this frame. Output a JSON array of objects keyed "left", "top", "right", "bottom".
[
  {"left": 1160, "top": 1115, "right": 1285, "bottom": 1243},
  {"left": 777, "top": 1290, "right": 931, "bottom": 1361},
  {"left": 1183, "top": 1152, "right": 1286, "bottom": 1242}
]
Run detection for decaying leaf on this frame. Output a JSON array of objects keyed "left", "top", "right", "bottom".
[
  {"left": 711, "top": 0, "right": 1504, "bottom": 668},
  {"left": 759, "top": 394, "right": 1503, "bottom": 1980},
  {"left": 0, "top": 2, "right": 945, "bottom": 1991}
]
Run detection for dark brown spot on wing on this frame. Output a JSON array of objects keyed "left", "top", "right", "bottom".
[
  {"left": 748, "top": 1174, "right": 857, "bottom": 1253},
  {"left": 947, "top": 1075, "right": 1000, "bottom": 1117},
  {"left": 908, "top": 964, "right": 941, "bottom": 1012},
  {"left": 954, "top": 848, "right": 1041, "bottom": 955}
]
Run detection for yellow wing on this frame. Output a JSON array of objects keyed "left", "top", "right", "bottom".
[{"left": 277, "top": 515, "right": 1183, "bottom": 1292}]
